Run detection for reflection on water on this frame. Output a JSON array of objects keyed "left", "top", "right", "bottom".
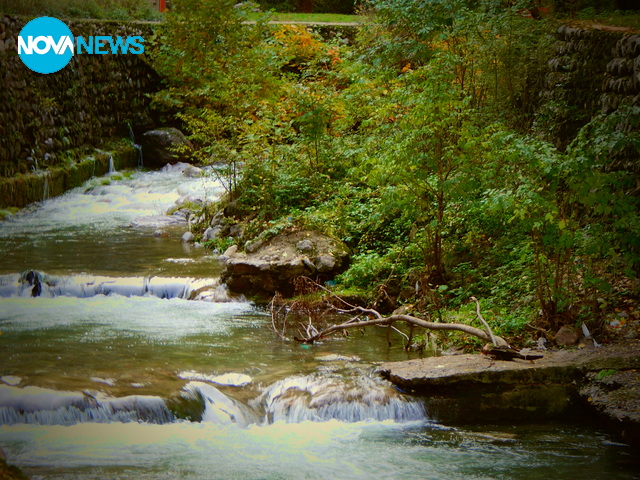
[
  {"left": 0, "top": 421, "right": 636, "bottom": 480},
  {"left": 0, "top": 168, "right": 637, "bottom": 479}
]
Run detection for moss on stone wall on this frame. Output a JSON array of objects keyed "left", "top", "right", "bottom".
[{"left": 0, "top": 143, "right": 139, "bottom": 208}]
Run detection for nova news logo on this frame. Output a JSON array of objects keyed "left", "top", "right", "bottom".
[{"left": 18, "top": 17, "right": 145, "bottom": 74}]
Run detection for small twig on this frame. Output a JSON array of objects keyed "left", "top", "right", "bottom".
[
  {"left": 406, "top": 323, "right": 415, "bottom": 350},
  {"left": 334, "top": 305, "right": 383, "bottom": 320},
  {"left": 386, "top": 324, "right": 409, "bottom": 342},
  {"left": 309, "top": 280, "right": 358, "bottom": 310},
  {"left": 269, "top": 295, "right": 284, "bottom": 340}
]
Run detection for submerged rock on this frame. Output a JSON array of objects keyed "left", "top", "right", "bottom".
[
  {"left": 130, "top": 214, "right": 186, "bottom": 229},
  {"left": 0, "top": 457, "right": 30, "bottom": 480},
  {"left": 219, "top": 230, "right": 349, "bottom": 298}
]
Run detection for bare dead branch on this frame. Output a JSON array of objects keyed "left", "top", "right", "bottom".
[
  {"left": 335, "top": 306, "right": 383, "bottom": 320},
  {"left": 277, "top": 278, "right": 509, "bottom": 347},
  {"left": 294, "top": 313, "right": 508, "bottom": 345},
  {"left": 470, "top": 296, "right": 502, "bottom": 347},
  {"left": 269, "top": 294, "right": 287, "bottom": 340}
]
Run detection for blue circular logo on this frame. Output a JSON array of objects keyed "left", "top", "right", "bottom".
[{"left": 18, "top": 17, "right": 74, "bottom": 74}]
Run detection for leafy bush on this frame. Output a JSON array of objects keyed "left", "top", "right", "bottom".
[{"left": 151, "top": 0, "right": 639, "bottom": 343}]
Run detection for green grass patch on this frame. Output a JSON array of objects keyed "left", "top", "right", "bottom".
[
  {"left": 253, "top": 12, "right": 364, "bottom": 23},
  {"left": 569, "top": 10, "right": 640, "bottom": 31},
  {"left": 595, "top": 369, "right": 617, "bottom": 381}
]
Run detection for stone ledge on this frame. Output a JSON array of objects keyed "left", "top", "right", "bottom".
[{"left": 379, "top": 342, "right": 640, "bottom": 438}]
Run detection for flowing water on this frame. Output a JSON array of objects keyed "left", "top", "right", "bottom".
[{"left": 0, "top": 166, "right": 637, "bottom": 479}]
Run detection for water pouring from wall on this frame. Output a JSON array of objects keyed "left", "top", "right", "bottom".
[
  {"left": 127, "top": 121, "right": 143, "bottom": 167},
  {"left": 135, "top": 144, "right": 143, "bottom": 167},
  {"left": 41, "top": 171, "right": 50, "bottom": 202}
]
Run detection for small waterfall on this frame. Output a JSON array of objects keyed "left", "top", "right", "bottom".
[
  {"left": 41, "top": 172, "right": 50, "bottom": 202},
  {"left": 135, "top": 143, "right": 143, "bottom": 167},
  {"left": 0, "top": 375, "right": 425, "bottom": 429},
  {"left": 127, "top": 122, "right": 143, "bottom": 167},
  {"left": 0, "top": 384, "right": 174, "bottom": 426},
  {"left": 255, "top": 373, "right": 427, "bottom": 425},
  {"left": 184, "top": 382, "right": 258, "bottom": 427},
  {"left": 108, "top": 155, "right": 116, "bottom": 174},
  {"left": 3, "top": 272, "right": 226, "bottom": 301}
]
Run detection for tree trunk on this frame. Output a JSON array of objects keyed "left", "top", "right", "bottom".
[{"left": 298, "top": 0, "right": 312, "bottom": 13}]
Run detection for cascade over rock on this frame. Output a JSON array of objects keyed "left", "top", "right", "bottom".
[{"left": 219, "top": 230, "right": 349, "bottom": 297}]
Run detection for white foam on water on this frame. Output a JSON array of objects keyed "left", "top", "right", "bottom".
[
  {"left": 0, "top": 167, "right": 224, "bottom": 237},
  {"left": 0, "top": 293, "right": 257, "bottom": 340}
]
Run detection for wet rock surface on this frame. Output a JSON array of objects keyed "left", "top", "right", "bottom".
[{"left": 379, "top": 341, "right": 640, "bottom": 441}]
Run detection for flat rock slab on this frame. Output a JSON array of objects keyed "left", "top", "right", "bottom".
[
  {"left": 379, "top": 342, "right": 640, "bottom": 428},
  {"left": 380, "top": 343, "right": 640, "bottom": 391}
]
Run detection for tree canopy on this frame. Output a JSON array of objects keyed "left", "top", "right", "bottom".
[{"left": 152, "top": 0, "right": 640, "bottom": 343}]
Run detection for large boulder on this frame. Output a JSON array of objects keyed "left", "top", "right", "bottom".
[
  {"left": 219, "top": 230, "right": 349, "bottom": 297},
  {"left": 140, "top": 127, "right": 194, "bottom": 169}
]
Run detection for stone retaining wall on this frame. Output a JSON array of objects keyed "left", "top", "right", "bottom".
[
  {"left": 0, "top": 16, "right": 160, "bottom": 177},
  {"left": 538, "top": 25, "right": 640, "bottom": 149},
  {"left": 0, "top": 144, "right": 139, "bottom": 209},
  {"left": 602, "top": 32, "right": 640, "bottom": 113}
]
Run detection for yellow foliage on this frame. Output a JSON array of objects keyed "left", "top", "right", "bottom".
[{"left": 270, "top": 25, "right": 324, "bottom": 65}]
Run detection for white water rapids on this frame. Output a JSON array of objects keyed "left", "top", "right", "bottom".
[{"left": 0, "top": 166, "right": 637, "bottom": 479}]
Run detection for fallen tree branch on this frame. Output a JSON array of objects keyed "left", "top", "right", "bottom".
[
  {"left": 293, "top": 312, "right": 508, "bottom": 345},
  {"left": 278, "top": 278, "right": 509, "bottom": 346},
  {"left": 470, "top": 296, "right": 501, "bottom": 347}
]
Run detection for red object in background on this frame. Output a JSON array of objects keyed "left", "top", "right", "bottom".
[{"left": 159, "top": 0, "right": 166, "bottom": 12}]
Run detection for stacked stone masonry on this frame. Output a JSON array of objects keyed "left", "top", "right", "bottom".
[
  {"left": 540, "top": 25, "right": 640, "bottom": 149},
  {"left": 0, "top": 16, "right": 160, "bottom": 177},
  {"left": 602, "top": 33, "right": 640, "bottom": 113}
]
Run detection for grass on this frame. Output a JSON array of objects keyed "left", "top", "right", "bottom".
[
  {"left": 571, "top": 9, "right": 640, "bottom": 30},
  {"left": 252, "top": 12, "right": 364, "bottom": 23},
  {"left": 0, "top": 1, "right": 363, "bottom": 24}
]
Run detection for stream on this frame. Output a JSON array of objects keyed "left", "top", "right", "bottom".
[{"left": 0, "top": 166, "right": 637, "bottom": 479}]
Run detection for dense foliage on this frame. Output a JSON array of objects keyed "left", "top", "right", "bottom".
[
  {"left": 0, "top": 0, "right": 161, "bottom": 20},
  {"left": 153, "top": 0, "right": 639, "bottom": 341}
]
